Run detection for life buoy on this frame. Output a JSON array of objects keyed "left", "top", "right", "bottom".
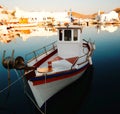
[{"left": 2, "top": 57, "right": 15, "bottom": 69}]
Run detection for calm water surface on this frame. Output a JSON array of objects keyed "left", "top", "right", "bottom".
[{"left": 0, "top": 25, "right": 120, "bottom": 114}]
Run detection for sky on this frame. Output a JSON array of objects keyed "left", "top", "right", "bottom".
[{"left": 1, "top": 0, "right": 120, "bottom": 14}]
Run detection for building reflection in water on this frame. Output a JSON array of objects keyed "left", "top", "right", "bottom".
[
  {"left": 0, "top": 26, "right": 57, "bottom": 43},
  {"left": 1, "top": 24, "right": 118, "bottom": 44},
  {"left": 96, "top": 24, "right": 118, "bottom": 33}
]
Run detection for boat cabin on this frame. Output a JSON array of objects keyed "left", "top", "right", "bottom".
[{"left": 57, "top": 25, "right": 83, "bottom": 58}]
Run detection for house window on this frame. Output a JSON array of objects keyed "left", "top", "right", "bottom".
[
  {"left": 59, "top": 30, "right": 62, "bottom": 41},
  {"left": 73, "top": 29, "right": 78, "bottom": 41},
  {"left": 64, "top": 30, "right": 71, "bottom": 41}
]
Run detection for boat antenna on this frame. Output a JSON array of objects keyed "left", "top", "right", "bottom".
[{"left": 69, "top": 8, "right": 74, "bottom": 23}]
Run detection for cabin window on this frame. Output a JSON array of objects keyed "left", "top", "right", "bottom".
[
  {"left": 73, "top": 29, "right": 78, "bottom": 41},
  {"left": 64, "top": 30, "right": 71, "bottom": 41},
  {"left": 59, "top": 30, "right": 62, "bottom": 41}
]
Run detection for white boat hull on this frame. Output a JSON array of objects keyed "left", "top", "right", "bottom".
[{"left": 28, "top": 67, "right": 86, "bottom": 108}]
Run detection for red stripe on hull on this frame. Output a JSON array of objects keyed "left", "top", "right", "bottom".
[{"left": 32, "top": 64, "right": 89, "bottom": 86}]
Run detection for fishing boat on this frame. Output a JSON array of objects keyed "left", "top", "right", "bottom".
[{"left": 22, "top": 24, "right": 95, "bottom": 108}]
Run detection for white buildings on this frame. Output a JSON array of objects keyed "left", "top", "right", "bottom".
[
  {"left": 96, "top": 10, "right": 119, "bottom": 23},
  {"left": 0, "top": 6, "right": 71, "bottom": 25},
  {"left": 15, "top": 8, "right": 70, "bottom": 25}
]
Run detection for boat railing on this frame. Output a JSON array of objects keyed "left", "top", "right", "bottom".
[
  {"left": 25, "top": 41, "right": 57, "bottom": 63},
  {"left": 71, "top": 40, "right": 95, "bottom": 69},
  {"left": 71, "top": 53, "right": 88, "bottom": 69},
  {"left": 83, "top": 39, "right": 88, "bottom": 43}
]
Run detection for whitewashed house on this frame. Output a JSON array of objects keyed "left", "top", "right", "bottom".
[
  {"left": 15, "top": 7, "right": 70, "bottom": 24},
  {"left": 96, "top": 10, "right": 119, "bottom": 23}
]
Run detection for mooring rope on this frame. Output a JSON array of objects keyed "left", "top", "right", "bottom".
[
  {"left": 0, "top": 71, "right": 24, "bottom": 94},
  {"left": 0, "top": 69, "right": 46, "bottom": 114},
  {"left": 25, "top": 91, "right": 45, "bottom": 114}
]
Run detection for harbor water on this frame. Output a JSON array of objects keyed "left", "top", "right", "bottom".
[{"left": 0, "top": 25, "right": 120, "bottom": 114}]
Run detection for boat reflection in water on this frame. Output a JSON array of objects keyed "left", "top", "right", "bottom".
[
  {"left": 45, "top": 66, "right": 94, "bottom": 114},
  {"left": 23, "top": 65, "right": 94, "bottom": 114},
  {"left": 17, "top": 26, "right": 57, "bottom": 41}
]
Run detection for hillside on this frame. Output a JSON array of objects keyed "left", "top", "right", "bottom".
[
  {"left": 114, "top": 8, "right": 120, "bottom": 13},
  {"left": 114, "top": 8, "right": 120, "bottom": 16},
  {"left": 70, "top": 7, "right": 120, "bottom": 19},
  {"left": 0, "top": 4, "right": 120, "bottom": 19},
  {"left": 68, "top": 12, "right": 92, "bottom": 19},
  {"left": 69, "top": 11, "right": 104, "bottom": 19}
]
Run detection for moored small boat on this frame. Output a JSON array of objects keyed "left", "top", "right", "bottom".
[{"left": 23, "top": 24, "right": 95, "bottom": 108}]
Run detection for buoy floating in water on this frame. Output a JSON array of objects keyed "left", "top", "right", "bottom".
[
  {"left": 15, "top": 56, "right": 25, "bottom": 70},
  {"left": 2, "top": 50, "right": 15, "bottom": 80},
  {"left": 2, "top": 50, "right": 15, "bottom": 69}
]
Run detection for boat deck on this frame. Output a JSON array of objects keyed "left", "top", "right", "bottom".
[
  {"left": 35, "top": 51, "right": 89, "bottom": 77},
  {"left": 35, "top": 53, "right": 74, "bottom": 76},
  {"left": 26, "top": 40, "right": 91, "bottom": 77}
]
